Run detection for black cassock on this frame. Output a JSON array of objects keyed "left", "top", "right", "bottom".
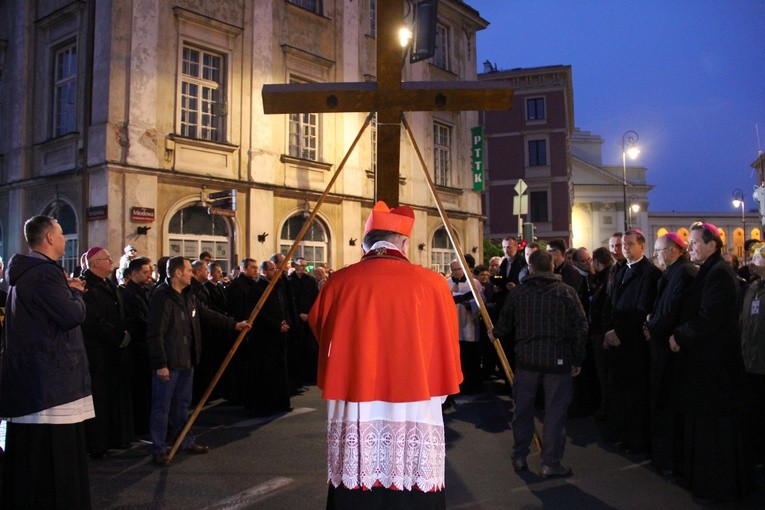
[
  {"left": 644, "top": 256, "right": 696, "bottom": 471},
  {"left": 673, "top": 252, "right": 749, "bottom": 501},
  {"left": 81, "top": 270, "right": 134, "bottom": 455},
  {"left": 606, "top": 257, "right": 661, "bottom": 453}
]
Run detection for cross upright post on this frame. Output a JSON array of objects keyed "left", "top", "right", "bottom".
[{"left": 262, "top": 1, "right": 514, "bottom": 207}]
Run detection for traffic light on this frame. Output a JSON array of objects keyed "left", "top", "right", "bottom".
[
  {"left": 522, "top": 222, "right": 536, "bottom": 243},
  {"left": 208, "top": 189, "right": 236, "bottom": 217}
]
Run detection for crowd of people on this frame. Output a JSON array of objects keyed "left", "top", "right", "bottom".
[
  {"left": 1, "top": 213, "right": 764, "bottom": 507},
  {"left": 0, "top": 215, "right": 327, "bottom": 506},
  {"left": 454, "top": 225, "right": 763, "bottom": 504}
]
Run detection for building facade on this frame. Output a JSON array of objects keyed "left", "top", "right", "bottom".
[
  {"left": 571, "top": 128, "right": 651, "bottom": 249},
  {"left": 571, "top": 127, "right": 762, "bottom": 259},
  {"left": 478, "top": 64, "right": 575, "bottom": 244},
  {"left": 0, "top": 0, "right": 487, "bottom": 275}
]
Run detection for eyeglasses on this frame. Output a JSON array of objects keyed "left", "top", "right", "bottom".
[{"left": 654, "top": 247, "right": 670, "bottom": 253}]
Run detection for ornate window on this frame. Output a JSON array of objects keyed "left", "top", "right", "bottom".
[
  {"left": 529, "top": 190, "right": 549, "bottom": 223},
  {"left": 43, "top": 201, "right": 78, "bottom": 276},
  {"left": 433, "top": 122, "right": 452, "bottom": 187},
  {"left": 526, "top": 97, "right": 545, "bottom": 121},
  {"left": 288, "top": 79, "right": 319, "bottom": 161},
  {"left": 370, "top": 113, "right": 378, "bottom": 174},
  {"left": 179, "top": 45, "right": 226, "bottom": 141},
  {"left": 433, "top": 23, "right": 451, "bottom": 71},
  {"left": 53, "top": 42, "right": 77, "bottom": 137},
  {"left": 280, "top": 214, "right": 329, "bottom": 268},
  {"left": 528, "top": 139, "right": 547, "bottom": 166},
  {"left": 431, "top": 227, "right": 456, "bottom": 275},
  {"left": 168, "top": 205, "right": 232, "bottom": 273},
  {"left": 287, "top": 0, "right": 322, "bottom": 14}
]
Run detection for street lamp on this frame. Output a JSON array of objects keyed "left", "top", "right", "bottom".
[
  {"left": 622, "top": 131, "right": 640, "bottom": 231},
  {"left": 732, "top": 188, "right": 746, "bottom": 264},
  {"left": 629, "top": 195, "right": 641, "bottom": 229}
]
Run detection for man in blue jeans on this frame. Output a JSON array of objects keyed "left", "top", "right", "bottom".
[
  {"left": 494, "top": 250, "right": 588, "bottom": 477},
  {"left": 147, "top": 256, "right": 249, "bottom": 466}
]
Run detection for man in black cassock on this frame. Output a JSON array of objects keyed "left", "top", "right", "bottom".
[
  {"left": 288, "top": 256, "right": 320, "bottom": 385},
  {"left": 603, "top": 229, "right": 661, "bottom": 454},
  {"left": 670, "top": 223, "right": 748, "bottom": 504},
  {"left": 643, "top": 233, "right": 696, "bottom": 476},
  {"left": 245, "top": 260, "right": 293, "bottom": 415},
  {"left": 81, "top": 247, "right": 134, "bottom": 457},
  {"left": 121, "top": 257, "right": 153, "bottom": 435}
]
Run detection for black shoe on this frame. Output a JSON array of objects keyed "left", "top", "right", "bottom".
[
  {"left": 512, "top": 458, "right": 528, "bottom": 472},
  {"left": 185, "top": 444, "right": 209, "bottom": 455},
  {"left": 152, "top": 453, "right": 171, "bottom": 466},
  {"left": 540, "top": 463, "right": 572, "bottom": 478}
]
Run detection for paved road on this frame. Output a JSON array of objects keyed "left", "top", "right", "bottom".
[{"left": 86, "top": 381, "right": 764, "bottom": 509}]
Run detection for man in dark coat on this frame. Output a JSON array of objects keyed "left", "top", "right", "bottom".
[
  {"left": 492, "top": 236, "right": 527, "bottom": 375},
  {"left": 245, "top": 259, "right": 294, "bottom": 415},
  {"left": 643, "top": 233, "right": 696, "bottom": 475},
  {"left": 81, "top": 246, "right": 134, "bottom": 457},
  {"left": 121, "top": 256, "right": 153, "bottom": 435},
  {"left": 494, "top": 250, "right": 588, "bottom": 477},
  {"left": 288, "top": 256, "right": 320, "bottom": 385},
  {"left": 603, "top": 229, "right": 661, "bottom": 454},
  {"left": 670, "top": 223, "right": 748, "bottom": 504},
  {"left": 0, "top": 216, "right": 92, "bottom": 508},
  {"left": 204, "top": 261, "right": 229, "bottom": 315},
  {"left": 224, "top": 258, "right": 259, "bottom": 403},
  {"left": 147, "top": 256, "right": 249, "bottom": 465}
]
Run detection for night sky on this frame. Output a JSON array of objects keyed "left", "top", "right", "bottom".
[{"left": 466, "top": 0, "right": 765, "bottom": 212}]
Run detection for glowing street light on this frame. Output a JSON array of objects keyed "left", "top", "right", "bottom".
[{"left": 621, "top": 131, "right": 640, "bottom": 231}]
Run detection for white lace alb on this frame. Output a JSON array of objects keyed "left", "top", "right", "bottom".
[{"left": 326, "top": 398, "right": 446, "bottom": 492}]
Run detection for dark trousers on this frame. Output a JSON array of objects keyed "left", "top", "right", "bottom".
[
  {"left": 1, "top": 421, "right": 91, "bottom": 509},
  {"left": 512, "top": 369, "right": 572, "bottom": 465},
  {"left": 150, "top": 368, "right": 195, "bottom": 454}
]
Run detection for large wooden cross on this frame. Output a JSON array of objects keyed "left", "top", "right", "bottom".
[{"left": 262, "top": 0, "right": 513, "bottom": 207}]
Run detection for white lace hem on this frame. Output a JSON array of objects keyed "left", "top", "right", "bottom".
[{"left": 326, "top": 398, "right": 446, "bottom": 492}]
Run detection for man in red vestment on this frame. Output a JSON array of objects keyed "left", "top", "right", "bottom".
[{"left": 308, "top": 201, "right": 462, "bottom": 510}]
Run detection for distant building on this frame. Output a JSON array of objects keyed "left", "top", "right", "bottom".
[
  {"left": 571, "top": 128, "right": 651, "bottom": 249},
  {"left": 571, "top": 128, "right": 762, "bottom": 259},
  {"left": 0, "top": 0, "right": 487, "bottom": 275},
  {"left": 479, "top": 64, "right": 575, "bottom": 245}
]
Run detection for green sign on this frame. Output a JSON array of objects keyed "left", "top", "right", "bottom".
[{"left": 471, "top": 126, "right": 485, "bottom": 192}]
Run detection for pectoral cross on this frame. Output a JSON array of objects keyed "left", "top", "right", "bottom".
[{"left": 262, "top": 0, "right": 513, "bottom": 207}]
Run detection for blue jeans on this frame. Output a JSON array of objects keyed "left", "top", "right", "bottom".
[
  {"left": 511, "top": 369, "right": 573, "bottom": 466},
  {"left": 150, "top": 369, "right": 196, "bottom": 454}
]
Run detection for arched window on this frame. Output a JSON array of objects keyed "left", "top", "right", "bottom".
[
  {"left": 677, "top": 228, "right": 689, "bottom": 245},
  {"left": 168, "top": 205, "right": 232, "bottom": 272},
  {"left": 718, "top": 228, "right": 727, "bottom": 249},
  {"left": 750, "top": 228, "right": 761, "bottom": 241},
  {"left": 431, "top": 227, "right": 456, "bottom": 275},
  {"left": 279, "top": 214, "right": 329, "bottom": 268},
  {"left": 732, "top": 228, "right": 745, "bottom": 258},
  {"left": 43, "top": 201, "right": 78, "bottom": 276},
  {"left": 656, "top": 227, "right": 668, "bottom": 239}
]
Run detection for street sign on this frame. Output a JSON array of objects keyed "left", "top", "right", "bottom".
[
  {"left": 514, "top": 178, "right": 528, "bottom": 195},
  {"left": 208, "top": 189, "right": 237, "bottom": 216},
  {"left": 512, "top": 194, "right": 528, "bottom": 215},
  {"left": 471, "top": 126, "right": 485, "bottom": 192}
]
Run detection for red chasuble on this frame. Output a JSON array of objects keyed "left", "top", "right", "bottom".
[{"left": 308, "top": 249, "right": 462, "bottom": 403}]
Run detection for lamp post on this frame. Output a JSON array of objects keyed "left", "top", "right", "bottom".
[
  {"left": 732, "top": 188, "right": 746, "bottom": 264},
  {"left": 629, "top": 195, "right": 641, "bottom": 230},
  {"left": 621, "top": 131, "right": 640, "bottom": 231}
]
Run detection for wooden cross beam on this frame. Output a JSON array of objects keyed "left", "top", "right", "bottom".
[{"left": 262, "top": 0, "right": 513, "bottom": 207}]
